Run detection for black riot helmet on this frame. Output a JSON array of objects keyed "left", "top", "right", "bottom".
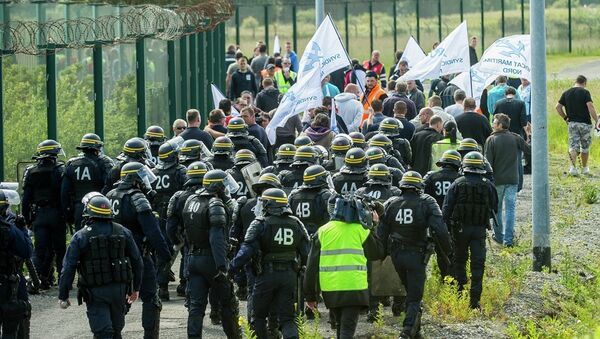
[
  {"left": 314, "top": 145, "right": 329, "bottom": 164},
  {"left": 234, "top": 149, "right": 257, "bottom": 166},
  {"left": 292, "top": 146, "right": 318, "bottom": 166},
  {"left": 331, "top": 135, "right": 352, "bottom": 156},
  {"left": 35, "top": 139, "right": 63, "bottom": 159},
  {"left": 366, "top": 146, "right": 386, "bottom": 164},
  {"left": 436, "top": 149, "right": 462, "bottom": 169},
  {"left": 344, "top": 147, "right": 367, "bottom": 172},
  {"left": 81, "top": 192, "right": 112, "bottom": 220},
  {"left": 0, "top": 189, "right": 20, "bottom": 215},
  {"left": 144, "top": 125, "right": 166, "bottom": 146},
  {"left": 123, "top": 138, "right": 148, "bottom": 159},
  {"left": 158, "top": 142, "right": 179, "bottom": 164},
  {"left": 294, "top": 135, "right": 314, "bottom": 148},
  {"left": 462, "top": 151, "right": 487, "bottom": 174},
  {"left": 399, "top": 171, "right": 424, "bottom": 190},
  {"left": 274, "top": 144, "right": 296, "bottom": 164},
  {"left": 378, "top": 117, "right": 403, "bottom": 137},
  {"left": 260, "top": 188, "right": 291, "bottom": 216},
  {"left": 180, "top": 139, "right": 202, "bottom": 162},
  {"left": 367, "top": 163, "right": 392, "bottom": 185},
  {"left": 212, "top": 136, "right": 235, "bottom": 155},
  {"left": 77, "top": 133, "right": 103, "bottom": 151},
  {"left": 457, "top": 138, "right": 481, "bottom": 157},
  {"left": 227, "top": 117, "right": 249, "bottom": 136},
  {"left": 185, "top": 161, "right": 208, "bottom": 187},
  {"left": 252, "top": 173, "right": 282, "bottom": 195},
  {"left": 202, "top": 169, "right": 228, "bottom": 194},
  {"left": 119, "top": 162, "right": 156, "bottom": 188},
  {"left": 349, "top": 132, "right": 366, "bottom": 149},
  {"left": 368, "top": 134, "right": 394, "bottom": 153},
  {"left": 302, "top": 165, "right": 329, "bottom": 188}
]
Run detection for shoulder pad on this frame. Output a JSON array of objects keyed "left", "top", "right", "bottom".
[
  {"left": 244, "top": 219, "right": 264, "bottom": 242},
  {"left": 167, "top": 191, "right": 185, "bottom": 218},
  {"left": 291, "top": 215, "right": 310, "bottom": 240},
  {"left": 131, "top": 192, "right": 152, "bottom": 213},
  {"left": 421, "top": 194, "right": 443, "bottom": 216},
  {"left": 423, "top": 171, "right": 435, "bottom": 181},
  {"left": 384, "top": 196, "right": 401, "bottom": 208},
  {"left": 236, "top": 196, "right": 248, "bottom": 206},
  {"left": 209, "top": 196, "right": 226, "bottom": 209}
]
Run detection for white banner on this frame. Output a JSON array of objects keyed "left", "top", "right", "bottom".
[
  {"left": 478, "top": 34, "right": 531, "bottom": 80},
  {"left": 450, "top": 63, "right": 496, "bottom": 106},
  {"left": 211, "top": 84, "right": 239, "bottom": 116},
  {"left": 398, "top": 36, "right": 426, "bottom": 69},
  {"left": 400, "top": 21, "right": 470, "bottom": 81},
  {"left": 273, "top": 35, "right": 281, "bottom": 55},
  {"left": 297, "top": 15, "right": 351, "bottom": 81}
]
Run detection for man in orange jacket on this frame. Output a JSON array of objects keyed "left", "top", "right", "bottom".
[{"left": 361, "top": 71, "right": 388, "bottom": 123}]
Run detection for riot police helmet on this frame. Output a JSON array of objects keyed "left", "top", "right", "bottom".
[
  {"left": 212, "top": 136, "right": 234, "bottom": 155},
  {"left": 399, "top": 171, "right": 424, "bottom": 190},
  {"left": 144, "top": 125, "right": 166, "bottom": 146},
  {"left": 179, "top": 139, "right": 203, "bottom": 162},
  {"left": 294, "top": 135, "right": 314, "bottom": 147},
  {"left": 367, "top": 163, "right": 392, "bottom": 185},
  {"left": 378, "top": 117, "right": 403, "bottom": 137},
  {"left": 120, "top": 161, "right": 157, "bottom": 188},
  {"left": 227, "top": 117, "right": 249, "bottom": 136},
  {"left": 185, "top": 161, "right": 208, "bottom": 186},
  {"left": 314, "top": 145, "right": 329, "bottom": 163},
  {"left": 457, "top": 138, "right": 482, "bottom": 157},
  {"left": 302, "top": 165, "right": 329, "bottom": 188},
  {"left": 344, "top": 147, "right": 368, "bottom": 172},
  {"left": 202, "top": 169, "right": 239, "bottom": 195},
  {"left": 349, "top": 132, "right": 366, "bottom": 149},
  {"left": 123, "top": 138, "right": 149, "bottom": 160},
  {"left": 260, "top": 188, "right": 291, "bottom": 215},
  {"left": 462, "top": 151, "right": 487, "bottom": 174},
  {"left": 436, "top": 149, "right": 462, "bottom": 169},
  {"left": 365, "top": 146, "right": 386, "bottom": 164},
  {"left": 158, "top": 142, "right": 179, "bottom": 164},
  {"left": 331, "top": 135, "right": 352, "bottom": 156},
  {"left": 292, "top": 146, "right": 318, "bottom": 166},
  {"left": 77, "top": 133, "right": 104, "bottom": 151},
  {"left": 368, "top": 134, "right": 393, "bottom": 153},
  {"left": 252, "top": 173, "right": 282, "bottom": 195},
  {"left": 0, "top": 189, "right": 20, "bottom": 215},
  {"left": 234, "top": 149, "right": 257, "bottom": 166},
  {"left": 274, "top": 144, "right": 296, "bottom": 164},
  {"left": 35, "top": 139, "right": 64, "bottom": 159},
  {"left": 81, "top": 192, "right": 112, "bottom": 220}
]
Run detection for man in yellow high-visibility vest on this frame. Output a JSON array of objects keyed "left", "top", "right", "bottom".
[{"left": 303, "top": 194, "right": 383, "bottom": 339}]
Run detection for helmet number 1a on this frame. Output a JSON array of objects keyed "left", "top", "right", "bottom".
[
  {"left": 274, "top": 228, "right": 294, "bottom": 245},
  {"left": 296, "top": 202, "right": 311, "bottom": 218}
]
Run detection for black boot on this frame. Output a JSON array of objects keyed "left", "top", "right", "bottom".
[{"left": 158, "top": 286, "right": 170, "bottom": 302}]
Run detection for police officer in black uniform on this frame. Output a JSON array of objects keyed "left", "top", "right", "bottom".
[
  {"left": 443, "top": 151, "right": 497, "bottom": 310},
  {"left": 106, "top": 162, "right": 171, "bottom": 339},
  {"left": 365, "top": 146, "right": 404, "bottom": 187},
  {"left": 323, "top": 135, "right": 352, "bottom": 172},
  {"left": 103, "top": 138, "right": 151, "bottom": 194},
  {"left": 207, "top": 136, "right": 235, "bottom": 171},
  {"left": 22, "top": 139, "right": 66, "bottom": 290},
  {"left": 349, "top": 131, "right": 367, "bottom": 149},
  {"left": 227, "top": 150, "right": 260, "bottom": 200},
  {"left": 180, "top": 139, "right": 214, "bottom": 169},
  {"left": 368, "top": 134, "right": 404, "bottom": 167},
  {"left": 356, "top": 164, "right": 402, "bottom": 202},
  {"left": 288, "top": 165, "right": 334, "bottom": 236},
  {"left": 332, "top": 147, "right": 369, "bottom": 195},
  {"left": 378, "top": 171, "right": 453, "bottom": 339},
  {"left": 145, "top": 126, "right": 167, "bottom": 166},
  {"left": 424, "top": 149, "right": 462, "bottom": 279},
  {"left": 152, "top": 142, "right": 188, "bottom": 301},
  {"left": 279, "top": 146, "right": 319, "bottom": 194},
  {"left": 378, "top": 118, "right": 412, "bottom": 167},
  {"left": 457, "top": 138, "right": 494, "bottom": 182},
  {"left": 166, "top": 162, "right": 208, "bottom": 298},
  {"left": 260, "top": 144, "right": 296, "bottom": 176},
  {"left": 0, "top": 189, "right": 33, "bottom": 338},
  {"left": 229, "top": 188, "right": 310, "bottom": 339},
  {"left": 227, "top": 118, "right": 268, "bottom": 167},
  {"left": 182, "top": 169, "right": 241, "bottom": 339},
  {"left": 62, "top": 133, "right": 114, "bottom": 232},
  {"left": 58, "top": 192, "right": 144, "bottom": 339}
]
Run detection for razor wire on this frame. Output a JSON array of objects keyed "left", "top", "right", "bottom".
[{"left": 0, "top": 0, "right": 234, "bottom": 55}]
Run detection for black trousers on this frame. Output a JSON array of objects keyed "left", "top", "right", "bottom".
[
  {"left": 330, "top": 306, "right": 361, "bottom": 339},
  {"left": 390, "top": 249, "right": 426, "bottom": 332},
  {"left": 453, "top": 226, "right": 487, "bottom": 307},
  {"left": 85, "top": 283, "right": 128, "bottom": 339},
  {"left": 251, "top": 268, "right": 297, "bottom": 339},
  {"left": 32, "top": 206, "right": 66, "bottom": 285}
]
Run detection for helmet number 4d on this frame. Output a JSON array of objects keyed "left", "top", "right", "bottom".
[
  {"left": 274, "top": 228, "right": 294, "bottom": 245},
  {"left": 395, "top": 209, "right": 413, "bottom": 224},
  {"left": 295, "top": 202, "right": 311, "bottom": 218},
  {"left": 434, "top": 181, "right": 451, "bottom": 196}
]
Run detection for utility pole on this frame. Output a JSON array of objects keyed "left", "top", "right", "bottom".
[
  {"left": 530, "top": 0, "right": 551, "bottom": 271},
  {"left": 316, "top": 0, "right": 324, "bottom": 28}
]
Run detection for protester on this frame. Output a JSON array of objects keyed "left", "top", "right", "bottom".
[
  {"left": 299, "top": 112, "right": 336, "bottom": 148},
  {"left": 444, "top": 89, "right": 466, "bottom": 118},
  {"left": 229, "top": 56, "right": 258, "bottom": 100},
  {"left": 361, "top": 99, "right": 385, "bottom": 133},
  {"left": 322, "top": 74, "right": 341, "bottom": 97},
  {"left": 469, "top": 36, "right": 478, "bottom": 65},
  {"left": 407, "top": 79, "right": 425, "bottom": 112},
  {"left": 455, "top": 98, "right": 492, "bottom": 148},
  {"left": 493, "top": 87, "right": 528, "bottom": 138},
  {"left": 273, "top": 57, "right": 297, "bottom": 95},
  {"left": 486, "top": 75, "right": 520, "bottom": 115},
  {"left": 382, "top": 81, "right": 417, "bottom": 120},
  {"left": 250, "top": 42, "right": 268, "bottom": 85},
  {"left": 363, "top": 50, "right": 387, "bottom": 88},
  {"left": 410, "top": 115, "right": 444, "bottom": 175},
  {"left": 255, "top": 78, "right": 280, "bottom": 113},
  {"left": 335, "top": 84, "right": 364, "bottom": 133},
  {"left": 284, "top": 41, "right": 299, "bottom": 73},
  {"left": 172, "top": 118, "right": 187, "bottom": 136},
  {"left": 393, "top": 101, "right": 416, "bottom": 141},
  {"left": 411, "top": 107, "right": 434, "bottom": 132},
  {"left": 361, "top": 71, "right": 388, "bottom": 121},
  {"left": 204, "top": 109, "right": 227, "bottom": 139},
  {"left": 240, "top": 106, "right": 269, "bottom": 150},
  {"left": 179, "top": 109, "right": 214, "bottom": 149},
  {"left": 518, "top": 78, "right": 531, "bottom": 121}
]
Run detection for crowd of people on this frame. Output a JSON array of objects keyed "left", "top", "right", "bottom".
[{"left": 0, "top": 38, "right": 597, "bottom": 339}]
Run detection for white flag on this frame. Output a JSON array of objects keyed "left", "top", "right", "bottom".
[
  {"left": 266, "top": 66, "right": 323, "bottom": 144},
  {"left": 398, "top": 36, "right": 426, "bottom": 69},
  {"left": 330, "top": 97, "right": 338, "bottom": 133},
  {"left": 400, "top": 21, "right": 470, "bottom": 81},
  {"left": 478, "top": 35, "right": 531, "bottom": 80},
  {"left": 450, "top": 63, "right": 496, "bottom": 106},
  {"left": 211, "top": 84, "right": 239, "bottom": 117},
  {"left": 297, "top": 15, "right": 351, "bottom": 81},
  {"left": 273, "top": 35, "right": 281, "bottom": 55}
]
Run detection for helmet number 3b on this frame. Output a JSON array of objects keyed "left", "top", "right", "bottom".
[
  {"left": 395, "top": 209, "right": 413, "bottom": 224},
  {"left": 274, "top": 228, "right": 294, "bottom": 245},
  {"left": 296, "top": 202, "right": 311, "bottom": 218}
]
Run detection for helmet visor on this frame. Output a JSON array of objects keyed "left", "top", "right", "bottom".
[
  {"left": 199, "top": 142, "right": 213, "bottom": 158},
  {"left": 224, "top": 173, "right": 240, "bottom": 195},
  {"left": 254, "top": 198, "right": 264, "bottom": 218},
  {"left": 138, "top": 165, "right": 158, "bottom": 187},
  {"left": 168, "top": 136, "right": 185, "bottom": 151},
  {"left": 0, "top": 182, "right": 19, "bottom": 190},
  {"left": 0, "top": 189, "right": 21, "bottom": 205}
]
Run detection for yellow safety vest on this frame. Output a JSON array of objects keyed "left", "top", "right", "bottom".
[
  {"left": 317, "top": 220, "right": 370, "bottom": 292},
  {"left": 274, "top": 70, "right": 297, "bottom": 94},
  {"left": 431, "top": 138, "right": 459, "bottom": 170}
]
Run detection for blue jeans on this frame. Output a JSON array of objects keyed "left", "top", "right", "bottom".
[{"left": 495, "top": 184, "right": 518, "bottom": 246}]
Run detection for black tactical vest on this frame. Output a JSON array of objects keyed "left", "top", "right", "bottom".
[
  {"left": 227, "top": 167, "right": 250, "bottom": 199},
  {"left": 259, "top": 215, "right": 301, "bottom": 262},
  {"left": 67, "top": 155, "right": 104, "bottom": 202},
  {"left": 182, "top": 194, "right": 211, "bottom": 250},
  {"left": 385, "top": 194, "right": 428, "bottom": 244},
  {"left": 0, "top": 220, "right": 17, "bottom": 277},
  {"left": 231, "top": 135, "right": 258, "bottom": 155},
  {"left": 78, "top": 223, "right": 132, "bottom": 287},
  {"left": 25, "top": 161, "right": 63, "bottom": 206},
  {"left": 357, "top": 184, "right": 399, "bottom": 203},
  {"left": 333, "top": 172, "right": 367, "bottom": 195},
  {"left": 280, "top": 166, "right": 307, "bottom": 194},
  {"left": 424, "top": 168, "right": 460, "bottom": 208},
  {"left": 207, "top": 155, "right": 235, "bottom": 171},
  {"left": 106, "top": 188, "right": 143, "bottom": 236},
  {"left": 152, "top": 164, "right": 185, "bottom": 217},
  {"left": 239, "top": 198, "right": 259, "bottom": 234},
  {"left": 450, "top": 177, "right": 491, "bottom": 226},
  {"left": 289, "top": 188, "right": 328, "bottom": 235}
]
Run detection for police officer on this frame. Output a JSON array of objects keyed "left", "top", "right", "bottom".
[
  {"left": 145, "top": 125, "right": 167, "bottom": 166},
  {"left": 378, "top": 117, "right": 412, "bottom": 167},
  {"left": 443, "top": 151, "right": 498, "bottom": 310},
  {"left": 227, "top": 150, "right": 260, "bottom": 200},
  {"left": 323, "top": 135, "right": 352, "bottom": 172},
  {"left": 230, "top": 188, "right": 310, "bottom": 339},
  {"left": 313, "top": 145, "right": 330, "bottom": 166},
  {"left": 106, "top": 162, "right": 171, "bottom": 339},
  {"left": 227, "top": 117, "right": 268, "bottom": 167},
  {"left": 457, "top": 138, "right": 494, "bottom": 182},
  {"left": 261, "top": 144, "right": 296, "bottom": 176},
  {"left": 368, "top": 134, "right": 404, "bottom": 166},
  {"left": 166, "top": 162, "right": 208, "bottom": 298},
  {"left": 0, "top": 189, "right": 33, "bottom": 338},
  {"left": 180, "top": 139, "right": 213, "bottom": 169},
  {"left": 332, "top": 147, "right": 369, "bottom": 195},
  {"left": 356, "top": 164, "right": 402, "bottom": 202},
  {"left": 366, "top": 146, "right": 404, "bottom": 187},
  {"left": 424, "top": 149, "right": 462, "bottom": 279},
  {"left": 293, "top": 135, "right": 313, "bottom": 148},
  {"left": 182, "top": 170, "right": 241, "bottom": 338},
  {"left": 207, "top": 136, "right": 235, "bottom": 171},
  {"left": 288, "top": 165, "right": 334, "bottom": 236},
  {"left": 62, "top": 133, "right": 114, "bottom": 231},
  {"left": 349, "top": 131, "right": 367, "bottom": 149},
  {"left": 377, "top": 171, "right": 453, "bottom": 338},
  {"left": 279, "top": 146, "right": 319, "bottom": 194},
  {"left": 103, "top": 138, "right": 151, "bottom": 193},
  {"left": 58, "top": 192, "right": 143, "bottom": 339},
  {"left": 152, "top": 142, "right": 187, "bottom": 301},
  {"left": 22, "top": 139, "right": 66, "bottom": 290}
]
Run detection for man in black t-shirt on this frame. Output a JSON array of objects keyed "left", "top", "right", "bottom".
[
  {"left": 179, "top": 109, "right": 215, "bottom": 149},
  {"left": 556, "top": 75, "right": 598, "bottom": 176}
]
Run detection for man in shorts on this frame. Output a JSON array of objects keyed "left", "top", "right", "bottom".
[{"left": 556, "top": 75, "right": 598, "bottom": 176}]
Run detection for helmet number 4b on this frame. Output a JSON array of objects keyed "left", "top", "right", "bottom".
[
  {"left": 435, "top": 181, "right": 451, "bottom": 196},
  {"left": 395, "top": 209, "right": 413, "bottom": 224},
  {"left": 296, "top": 202, "right": 311, "bottom": 218},
  {"left": 274, "top": 228, "right": 294, "bottom": 245}
]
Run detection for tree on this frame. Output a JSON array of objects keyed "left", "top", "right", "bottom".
[{"left": 241, "top": 16, "right": 260, "bottom": 39}]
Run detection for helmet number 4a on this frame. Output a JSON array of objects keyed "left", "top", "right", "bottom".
[
  {"left": 296, "top": 202, "right": 311, "bottom": 218},
  {"left": 274, "top": 228, "right": 294, "bottom": 245},
  {"left": 395, "top": 209, "right": 413, "bottom": 224}
]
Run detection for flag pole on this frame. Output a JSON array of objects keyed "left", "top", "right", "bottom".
[{"left": 469, "top": 69, "right": 474, "bottom": 97}]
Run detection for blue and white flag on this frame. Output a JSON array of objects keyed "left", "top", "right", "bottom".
[
  {"left": 400, "top": 21, "right": 470, "bottom": 81},
  {"left": 398, "top": 36, "right": 426, "bottom": 69},
  {"left": 478, "top": 34, "right": 531, "bottom": 80},
  {"left": 211, "top": 84, "right": 239, "bottom": 117},
  {"left": 450, "top": 63, "right": 496, "bottom": 106},
  {"left": 297, "top": 14, "right": 351, "bottom": 81},
  {"left": 330, "top": 96, "right": 338, "bottom": 133},
  {"left": 273, "top": 35, "right": 281, "bottom": 55}
]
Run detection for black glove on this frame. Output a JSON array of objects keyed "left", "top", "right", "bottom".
[
  {"left": 15, "top": 215, "right": 27, "bottom": 230},
  {"left": 214, "top": 270, "right": 229, "bottom": 284}
]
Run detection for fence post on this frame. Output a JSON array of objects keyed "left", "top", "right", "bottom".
[
  {"left": 393, "top": 0, "right": 397, "bottom": 53},
  {"left": 46, "top": 46, "right": 57, "bottom": 141},
  {"left": 264, "top": 5, "right": 269, "bottom": 52},
  {"left": 180, "top": 36, "right": 188, "bottom": 116},
  {"left": 501, "top": 0, "right": 505, "bottom": 37},
  {"left": 480, "top": 0, "right": 484, "bottom": 53},
  {"left": 235, "top": 6, "right": 240, "bottom": 47},
  {"left": 369, "top": 1, "right": 373, "bottom": 52},
  {"left": 93, "top": 43, "right": 104, "bottom": 140},
  {"left": 438, "top": 0, "right": 442, "bottom": 41},
  {"left": 190, "top": 33, "right": 198, "bottom": 109},
  {"left": 460, "top": 0, "right": 464, "bottom": 22},
  {"left": 568, "top": 0, "right": 572, "bottom": 53},
  {"left": 197, "top": 32, "right": 207, "bottom": 115},
  {"left": 416, "top": 0, "right": 420, "bottom": 43},
  {"left": 0, "top": 54, "right": 3, "bottom": 180},
  {"left": 167, "top": 40, "right": 176, "bottom": 135},
  {"left": 521, "top": 0, "right": 525, "bottom": 34},
  {"left": 344, "top": 1, "right": 349, "bottom": 50},
  {"left": 292, "top": 5, "right": 297, "bottom": 50},
  {"left": 135, "top": 39, "right": 146, "bottom": 137}
]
